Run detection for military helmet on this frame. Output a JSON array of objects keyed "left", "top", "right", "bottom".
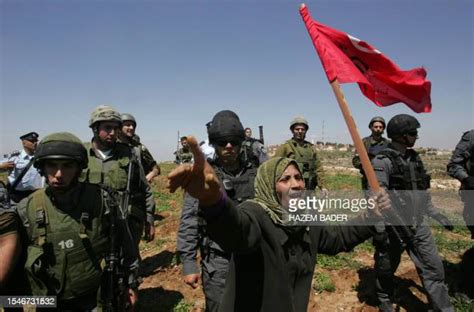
[
  {"left": 207, "top": 110, "right": 245, "bottom": 144},
  {"left": 386, "top": 114, "right": 420, "bottom": 138},
  {"left": 368, "top": 116, "right": 386, "bottom": 129},
  {"left": 89, "top": 105, "right": 122, "bottom": 128},
  {"left": 121, "top": 113, "right": 137, "bottom": 126},
  {"left": 290, "top": 116, "right": 309, "bottom": 130},
  {"left": 34, "top": 132, "right": 88, "bottom": 169}
]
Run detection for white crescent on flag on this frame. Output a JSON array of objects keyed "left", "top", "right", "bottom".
[{"left": 348, "top": 35, "right": 381, "bottom": 54}]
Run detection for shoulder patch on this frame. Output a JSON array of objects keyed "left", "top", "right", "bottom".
[
  {"left": 5, "top": 150, "right": 20, "bottom": 158},
  {"left": 373, "top": 167, "right": 385, "bottom": 172}
]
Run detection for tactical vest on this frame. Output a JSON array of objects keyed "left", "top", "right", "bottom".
[
  {"left": 199, "top": 161, "right": 257, "bottom": 254},
  {"left": 24, "top": 184, "right": 108, "bottom": 300},
  {"left": 286, "top": 140, "right": 318, "bottom": 188},
  {"left": 80, "top": 143, "right": 145, "bottom": 221},
  {"left": 364, "top": 137, "right": 389, "bottom": 159},
  {"left": 377, "top": 148, "right": 431, "bottom": 191}
]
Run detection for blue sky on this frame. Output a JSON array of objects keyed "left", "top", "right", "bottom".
[{"left": 1, "top": 0, "right": 472, "bottom": 161}]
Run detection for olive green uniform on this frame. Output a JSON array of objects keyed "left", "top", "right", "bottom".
[
  {"left": 16, "top": 183, "right": 139, "bottom": 310},
  {"left": 118, "top": 136, "right": 160, "bottom": 177},
  {"left": 274, "top": 138, "right": 325, "bottom": 190},
  {"left": 80, "top": 142, "right": 155, "bottom": 246}
]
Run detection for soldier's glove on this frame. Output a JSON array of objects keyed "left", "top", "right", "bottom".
[
  {"left": 463, "top": 176, "right": 474, "bottom": 189},
  {"left": 432, "top": 213, "right": 454, "bottom": 231}
]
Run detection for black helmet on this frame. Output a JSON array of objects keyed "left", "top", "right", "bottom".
[
  {"left": 368, "top": 116, "right": 386, "bottom": 129},
  {"left": 121, "top": 113, "right": 137, "bottom": 127},
  {"left": 34, "top": 132, "right": 88, "bottom": 169},
  {"left": 207, "top": 110, "right": 244, "bottom": 144},
  {"left": 386, "top": 114, "right": 420, "bottom": 139}
]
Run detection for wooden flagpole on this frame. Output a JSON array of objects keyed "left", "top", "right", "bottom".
[{"left": 330, "top": 80, "right": 381, "bottom": 193}]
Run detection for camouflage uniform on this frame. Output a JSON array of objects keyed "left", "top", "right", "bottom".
[
  {"left": 174, "top": 147, "right": 193, "bottom": 164},
  {"left": 274, "top": 138, "right": 325, "bottom": 190},
  {"left": 447, "top": 129, "right": 474, "bottom": 238}
]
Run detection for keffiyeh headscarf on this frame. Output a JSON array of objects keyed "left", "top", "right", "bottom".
[{"left": 249, "top": 157, "right": 301, "bottom": 225}]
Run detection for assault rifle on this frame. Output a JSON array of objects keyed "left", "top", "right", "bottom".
[
  {"left": 101, "top": 187, "right": 127, "bottom": 312},
  {"left": 258, "top": 125, "right": 264, "bottom": 145},
  {"left": 102, "top": 152, "right": 138, "bottom": 311}
]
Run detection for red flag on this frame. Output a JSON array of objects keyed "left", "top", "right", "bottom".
[{"left": 299, "top": 5, "right": 432, "bottom": 113}]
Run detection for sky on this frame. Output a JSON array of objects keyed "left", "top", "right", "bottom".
[{"left": 1, "top": 0, "right": 473, "bottom": 161}]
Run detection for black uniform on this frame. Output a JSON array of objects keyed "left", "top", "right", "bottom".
[
  {"left": 447, "top": 130, "right": 474, "bottom": 238},
  {"left": 177, "top": 159, "right": 257, "bottom": 312},
  {"left": 371, "top": 145, "right": 454, "bottom": 311}
]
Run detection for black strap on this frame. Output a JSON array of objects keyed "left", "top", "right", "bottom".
[{"left": 9, "top": 156, "right": 35, "bottom": 191}]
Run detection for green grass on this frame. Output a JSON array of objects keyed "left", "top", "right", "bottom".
[
  {"left": 313, "top": 271, "right": 336, "bottom": 293},
  {"left": 173, "top": 299, "right": 193, "bottom": 312},
  {"left": 325, "top": 174, "right": 362, "bottom": 190},
  {"left": 354, "top": 240, "right": 375, "bottom": 253},
  {"left": 434, "top": 231, "right": 474, "bottom": 254},
  {"left": 451, "top": 294, "right": 474, "bottom": 312},
  {"left": 317, "top": 252, "right": 363, "bottom": 270}
]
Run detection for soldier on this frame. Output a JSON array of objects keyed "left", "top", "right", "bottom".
[
  {"left": 352, "top": 117, "right": 390, "bottom": 189},
  {"left": 274, "top": 117, "right": 326, "bottom": 192},
  {"left": 16, "top": 132, "right": 139, "bottom": 310},
  {"left": 241, "top": 127, "right": 268, "bottom": 166},
  {"left": 371, "top": 114, "right": 454, "bottom": 312},
  {"left": 447, "top": 129, "right": 474, "bottom": 239},
  {"left": 118, "top": 113, "right": 161, "bottom": 183},
  {"left": 177, "top": 110, "right": 257, "bottom": 312},
  {"left": 80, "top": 105, "right": 155, "bottom": 247},
  {"left": 175, "top": 136, "right": 194, "bottom": 164},
  {"left": 0, "top": 132, "right": 44, "bottom": 203}
]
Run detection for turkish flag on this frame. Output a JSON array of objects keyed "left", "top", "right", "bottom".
[{"left": 300, "top": 5, "right": 432, "bottom": 113}]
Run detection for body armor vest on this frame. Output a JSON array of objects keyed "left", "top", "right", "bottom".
[
  {"left": 364, "top": 137, "right": 390, "bottom": 159},
  {"left": 80, "top": 142, "right": 145, "bottom": 221},
  {"left": 377, "top": 147, "right": 431, "bottom": 224},
  {"left": 199, "top": 161, "right": 257, "bottom": 254},
  {"left": 286, "top": 140, "right": 318, "bottom": 188},
  {"left": 24, "top": 184, "right": 108, "bottom": 301},
  {"left": 378, "top": 148, "right": 431, "bottom": 191}
]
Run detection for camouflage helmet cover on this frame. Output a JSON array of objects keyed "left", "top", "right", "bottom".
[
  {"left": 368, "top": 116, "right": 386, "bottom": 129},
  {"left": 386, "top": 114, "right": 420, "bottom": 138},
  {"left": 34, "top": 132, "right": 88, "bottom": 169},
  {"left": 89, "top": 105, "right": 122, "bottom": 128},
  {"left": 290, "top": 116, "right": 309, "bottom": 130},
  {"left": 121, "top": 113, "right": 137, "bottom": 126}
]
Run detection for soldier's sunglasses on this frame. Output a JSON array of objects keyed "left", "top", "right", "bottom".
[
  {"left": 406, "top": 130, "right": 418, "bottom": 136},
  {"left": 214, "top": 137, "right": 243, "bottom": 147}
]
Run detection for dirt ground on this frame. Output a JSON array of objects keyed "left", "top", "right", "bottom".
[{"left": 137, "top": 167, "right": 474, "bottom": 312}]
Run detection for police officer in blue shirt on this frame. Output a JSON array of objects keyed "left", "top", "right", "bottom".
[{"left": 1, "top": 132, "right": 44, "bottom": 203}]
